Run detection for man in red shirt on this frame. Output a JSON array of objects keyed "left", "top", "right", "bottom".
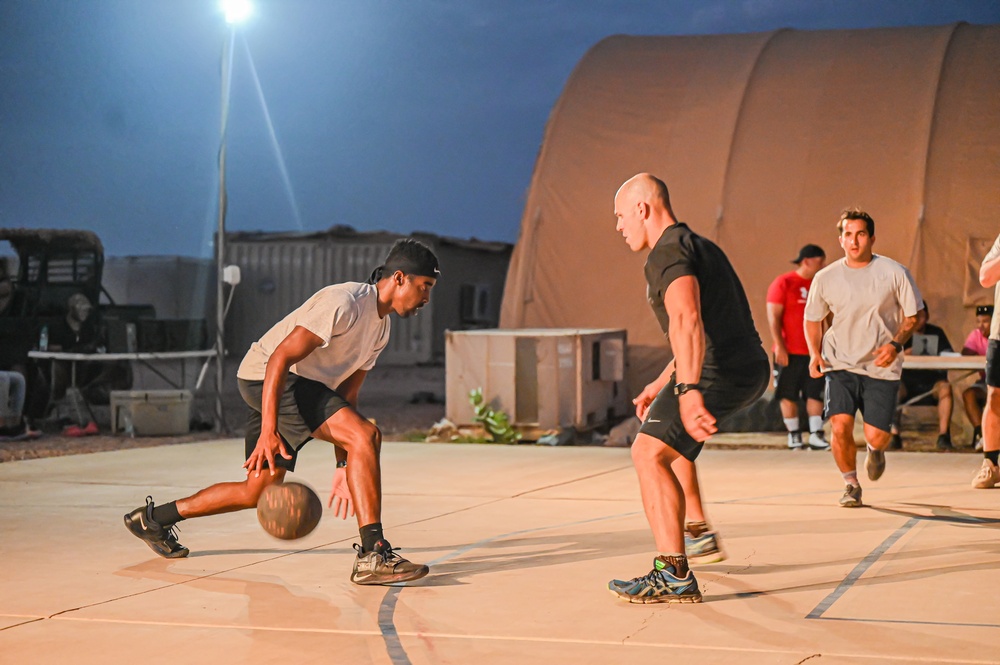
[{"left": 767, "top": 244, "right": 828, "bottom": 450}]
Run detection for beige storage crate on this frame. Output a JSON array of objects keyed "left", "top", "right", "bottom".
[
  {"left": 446, "top": 328, "right": 629, "bottom": 431},
  {"left": 110, "top": 389, "right": 192, "bottom": 436}
]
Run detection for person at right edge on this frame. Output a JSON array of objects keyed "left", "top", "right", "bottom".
[
  {"left": 804, "top": 209, "right": 919, "bottom": 508},
  {"left": 971, "top": 233, "right": 1000, "bottom": 489},
  {"left": 608, "top": 174, "right": 768, "bottom": 604}
]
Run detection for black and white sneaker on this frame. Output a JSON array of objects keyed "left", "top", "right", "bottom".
[
  {"left": 807, "top": 430, "right": 830, "bottom": 450},
  {"left": 124, "top": 496, "right": 189, "bottom": 559},
  {"left": 787, "top": 432, "right": 804, "bottom": 450},
  {"left": 350, "top": 542, "right": 429, "bottom": 585}
]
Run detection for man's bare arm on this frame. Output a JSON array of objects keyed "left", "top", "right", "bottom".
[
  {"left": 664, "top": 275, "right": 716, "bottom": 440},
  {"left": 766, "top": 302, "right": 787, "bottom": 365},
  {"left": 981, "top": 251, "right": 1000, "bottom": 288}
]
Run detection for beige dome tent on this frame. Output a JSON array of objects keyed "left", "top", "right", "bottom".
[{"left": 500, "top": 23, "right": 1000, "bottom": 390}]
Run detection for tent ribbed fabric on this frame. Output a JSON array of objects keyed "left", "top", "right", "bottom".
[{"left": 500, "top": 23, "right": 1000, "bottom": 389}]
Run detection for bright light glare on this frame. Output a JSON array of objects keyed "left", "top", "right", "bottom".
[{"left": 221, "top": 0, "right": 252, "bottom": 24}]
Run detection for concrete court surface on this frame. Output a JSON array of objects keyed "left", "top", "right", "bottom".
[{"left": 0, "top": 439, "right": 998, "bottom": 665}]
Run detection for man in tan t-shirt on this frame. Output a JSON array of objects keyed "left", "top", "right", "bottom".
[{"left": 123, "top": 239, "right": 440, "bottom": 586}]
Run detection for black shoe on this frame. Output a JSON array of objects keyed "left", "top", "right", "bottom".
[
  {"left": 124, "top": 496, "right": 189, "bottom": 558},
  {"left": 888, "top": 434, "right": 903, "bottom": 451},
  {"left": 936, "top": 434, "right": 953, "bottom": 450}
]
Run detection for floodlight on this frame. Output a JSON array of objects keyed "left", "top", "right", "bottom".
[{"left": 222, "top": 0, "right": 252, "bottom": 24}]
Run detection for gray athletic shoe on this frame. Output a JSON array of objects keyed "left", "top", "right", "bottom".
[
  {"left": 350, "top": 543, "right": 429, "bottom": 585},
  {"left": 865, "top": 448, "right": 886, "bottom": 481},
  {"left": 685, "top": 530, "right": 726, "bottom": 564},
  {"left": 839, "top": 484, "right": 863, "bottom": 507},
  {"left": 123, "top": 496, "right": 189, "bottom": 559}
]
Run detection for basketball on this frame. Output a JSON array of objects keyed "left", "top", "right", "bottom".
[{"left": 256, "top": 482, "right": 323, "bottom": 540}]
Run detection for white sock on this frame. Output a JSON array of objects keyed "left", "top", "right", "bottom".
[
  {"left": 783, "top": 417, "right": 800, "bottom": 433},
  {"left": 809, "top": 416, "right": 823, "bottom": 433},
  {"left": 842, "top": 471, "right": 859, "bottom": 486}
]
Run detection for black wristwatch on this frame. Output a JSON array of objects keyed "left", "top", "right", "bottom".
[
  {"left": 889, "top": 340, "right": 904, "bottom": 354},
  {"left": 674, "top": 382, "right": 699, "bottom": 396},
  {"left": 336, "top": 460, "right": 347, "bottom": 469}
]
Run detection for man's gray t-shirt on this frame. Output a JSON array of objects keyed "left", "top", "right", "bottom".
[
  {"left": 237, "top": 282, "right": 390, "bottom": 389},
  {"left": 804, "top": 255, "right": 919, "bottom": 380}
]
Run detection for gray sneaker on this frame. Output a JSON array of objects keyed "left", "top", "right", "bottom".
[
  {"left": 865, "top": 448, "right": 886, "bottom": 481},
  {"left": 350, "top": 543, "right": 429, "bottom": 585},
  {"left": 123, "top": 496, "right": 189, "bottom": 558},
  {"left": 839, "top": 484, "right": 863, "bottom": 507}
]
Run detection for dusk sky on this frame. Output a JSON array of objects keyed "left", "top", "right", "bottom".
[{"left": 2, "top": 1, "right": 998, "bottom": 258}]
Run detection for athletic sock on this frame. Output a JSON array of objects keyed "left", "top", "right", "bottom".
[
  {"left": 842, "top": 471, "right": 859, "bottom": 487},
  {"left": 655, "top": 553, "right": 689, "bottom": 578},
  {"left": 151, "top": 501, "right": 183, "bottom": 527},
  {"left": 783, "top": 417, "right": 800, "bottom": 433},
  {"left": 360, "top": 523, "right": 386, "bottom": 553},
  {"left": 685, "top": 521, "right": 708, "bottom": 537},
  {"left": 986, "top": 451, "right": 999, "bottom": 466},
  {"left": 973, "top": 426, "right": 982, "bottom": 440},
  {"left": 809, "top": 415, "right": 824, "bottom": 434}
]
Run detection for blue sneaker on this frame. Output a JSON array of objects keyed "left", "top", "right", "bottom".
[
  {"left": 685, "top": 530, "right": 726, "bottom": 564},
  {"left": 608, "top": 556, "right": 702, "bottom": 604}
]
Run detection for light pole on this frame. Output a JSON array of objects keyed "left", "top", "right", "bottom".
[{"left": 215, "top": 0, "right": 251, "bottom": 432}]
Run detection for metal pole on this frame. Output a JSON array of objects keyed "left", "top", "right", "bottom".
[{"left": 215, "top": 27, "right": 235, "bottom": 434}]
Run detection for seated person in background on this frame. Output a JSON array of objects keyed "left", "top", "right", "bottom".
[
  {"left": 49, "top": 293, "right": 131, "bottom": 409},
  {"left": 962, "top": 305, "right": 992, "bottom": 451},
  {"left": 890, "top": 304, "right": 954, "bottom": 450},
  {"left": 0, "top": 370, "right": 40, "bottom": 440}
]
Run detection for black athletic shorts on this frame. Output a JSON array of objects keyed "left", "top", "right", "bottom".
[
  {"left": 823, "top": 370, "right": 899, "bottom": 433},
  {"left": 238, "top": 374, "right": 351, "bottom": 472},
  {"left": 773, "top": 354, "right": 825, "bottom": 402},
  {"left": 987, "top": 339, "right": 1000, "bottom": 389},
  {"left": 638, "top": 347, "right": 769, "bottom": 462}
]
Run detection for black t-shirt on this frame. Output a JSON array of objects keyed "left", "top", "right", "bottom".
[
  {"left": 903, "top": 322, "right": 952, "bottom": 385},
  {"left": 49, "top": 317, "right": 102, "bottom": 353},
  {"left": 644, "top": 222, "right": 761, "bottom": 367}
]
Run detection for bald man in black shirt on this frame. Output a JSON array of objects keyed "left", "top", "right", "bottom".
[{"left": 608, "top": 173, "right": 768, "bottom": 604}]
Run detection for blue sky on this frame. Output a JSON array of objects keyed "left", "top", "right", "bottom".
[{"left": 1, "top": 0, "right": 998, "bottom": 257}]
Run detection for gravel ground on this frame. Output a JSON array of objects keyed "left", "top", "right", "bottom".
[
  {"left": 1, "top": 362, "right": 977, "bottom": 462},
  {"left": 1, "top": 363, "right": 446, "bottom": 463}
]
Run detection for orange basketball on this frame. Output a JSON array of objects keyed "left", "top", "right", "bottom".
[{"left": 256, "top": 482, "right": 323, "bottom": 540}]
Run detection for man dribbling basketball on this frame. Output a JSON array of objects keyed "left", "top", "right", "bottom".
[{"left": 124, "top": 238, "right": 438, "bottom": 585}]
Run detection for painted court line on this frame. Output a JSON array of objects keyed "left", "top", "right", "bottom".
[
  {"left": 378, "top": 509, "right": 638, "bottom": 665},
  {"left": 807, "top": 517, "right": 919, "bottom": 619}
]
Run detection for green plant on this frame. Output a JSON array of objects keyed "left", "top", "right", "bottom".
[{"left": 469, "top": 388, "right": 521, "bottom": 444}]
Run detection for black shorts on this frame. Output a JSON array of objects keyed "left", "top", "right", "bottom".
[
  {"left": 987, "top": 339, "right": 1000, "bottom": 389},
  {"left": 638, "top": 347, "right": 769, "bottom": 463},
  {"left": 238, "top": 374, "right": 351, "bottom": 471},
  {"left": 823, "top": 371, "right": 899, "bottom": 433},
  {"left": 773, "top": 354, "right": 825, "bottom": 402}
]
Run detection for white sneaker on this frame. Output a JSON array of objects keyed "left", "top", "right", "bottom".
[
  {"left": 974, "top": 436, "right": 984, "bottom": 452},
  {"left": 787, "top": 432, "right": 803, "bottom": 450},
  {"left": 972, "top": 459, "right": 1000, "bottom": 489},
  {"left": 807, "top": 430, "right": 830, "bottom": 450}
]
